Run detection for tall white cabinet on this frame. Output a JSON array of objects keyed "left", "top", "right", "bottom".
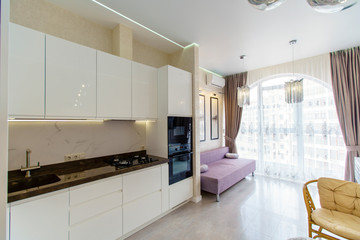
[
  {"left": 8, "top": 23, "right": 45, "bottom": 118},
  {"left": 97, "top": 51, "right": 132, "bottom": 119},
  {"left": 131, "top": 62, "right": 158, "bottom": 120},
  {"left": 46, "top": 35, "right": 96, "bottom": 118}
]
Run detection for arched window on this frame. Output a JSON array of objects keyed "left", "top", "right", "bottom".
[{"left": 236, "top": 75, "right": 346, "bottom": 181}]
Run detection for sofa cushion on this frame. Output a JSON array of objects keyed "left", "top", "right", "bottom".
[
  {"left": 318, "top": 177, "right": 360, "bottom": 217},
  {"left": 312, "top": 208, "right": 360, "bottom": 240},
  {"left": 200, "top": 147, "right": 229, "bottom": 165},
  {"left": 201, "top": 158, "right": 256, "bottom": 195},
  {"left": 200, "top": 164, "right": 208, "bottom": 173},
  {"left": 225, "top": 153, "right": 239, "bottom": 159}
]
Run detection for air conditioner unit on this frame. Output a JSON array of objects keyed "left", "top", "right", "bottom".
[{"left": 206, "top": 73, "right": 225, "bottom": 88}]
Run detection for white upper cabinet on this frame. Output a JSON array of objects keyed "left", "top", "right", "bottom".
[
  {"left": 97, "top": 51, "right": 132, "bottom": 119},
  {"left": 168, "top": 66, "right": 192, "bottom": 116},
  {"left": 8, "top": 23, "right": 45, "bottom": 118},
  {"left": 131, "top": 62, "right": 158, "bottom": 120},
  {"left": 158, "top": 65, "right": 192, "bottom": 117},
  {"left": 46, "top": 35, "right": 96, "bottom": 118}
]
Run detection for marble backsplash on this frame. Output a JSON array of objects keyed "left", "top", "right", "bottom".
[{"left": 8, "top": 120, "right": 146, "bottom": 171}]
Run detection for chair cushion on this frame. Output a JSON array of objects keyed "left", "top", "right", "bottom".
[
  {"left": 318, "top": 177, "right": 360, "bottom": 217},
  {"left": 312, "top": 208, "right": 360, "bottom": 240}
]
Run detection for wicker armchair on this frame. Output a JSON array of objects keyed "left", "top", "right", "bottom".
[{"left": 303, "top": 178, "right": 360, "bottom": 240}]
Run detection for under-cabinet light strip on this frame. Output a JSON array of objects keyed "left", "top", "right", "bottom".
[
  {"left": 91, "top": 0, "right": 185, "bottom": 49},
  {"left": 8, "top": 119, "right": 104, "bottom": 122}
]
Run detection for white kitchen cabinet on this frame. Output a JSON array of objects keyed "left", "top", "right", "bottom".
[
  {"left": 122, "top": 166, "right": 162, "bottom": 234},
  {"left": 123, "top": 166, "right": 161, "bottom": 203},
  {"left": 69, "top": 175, "right": 123, "bottom": 240},
  {"left": 169, "top": 177, "right": 193, "bottom": 209},
  {"left": 70, "top": 207, "right": 122, "bottom": 240},
  {"left": 10, "top": 190, "right": 69, "bottom": 240},
  {"left": 123, "top": 191, "right": 162, "bottom": 235},
  {"left": 8, "top": 23, "right": 45, "bottom": 118},
  {"left": 97, "top": 51, "right": 132, "bottom": 119},
  {"left": 158, "top": 65, "right": 192, "bottom": 117},
  {"left": 131, "top": 62, "right": 158, "bottom": 120},
  {"left": 161, "top": 164, "right": 169, "bottom": 213},
  {"left": 46, "top": 35, "right": 96, "bottom": 118}
]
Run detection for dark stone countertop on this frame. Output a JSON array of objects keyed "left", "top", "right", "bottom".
[{"left": 8, "top": 150, "right": 168, "bottom": 203}]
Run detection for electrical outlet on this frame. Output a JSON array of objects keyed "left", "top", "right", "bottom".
[
  {"left": 64, "top": 154, "right": 72, "bottom": 161},
  {"left": 141, "top": 145, "right": 145, "bottom": 150},
  {"left": 64, "top": 153, "right": 86, "bottom": 161}
]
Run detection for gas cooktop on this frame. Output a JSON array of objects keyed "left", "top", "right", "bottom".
[{"left": 105, "top": 155, "right": 158, "bottom": 169}]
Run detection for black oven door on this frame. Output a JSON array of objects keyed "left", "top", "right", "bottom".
[
  {"left": 169, "top": 152, "right": 193, "bottom": 185},
  {"left": 168, "top": 117, "right": 192, "bottom": 145}
]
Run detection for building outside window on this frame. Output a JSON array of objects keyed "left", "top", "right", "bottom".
[{"left": 237, "top": 75, "right": 346, "bottom": 181}]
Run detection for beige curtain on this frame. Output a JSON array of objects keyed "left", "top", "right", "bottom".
[
  {"left": 224, "top": 72, "right": 247, "bottom": 153},
  {"left": 330, "top": 46, "right": 360, "bottom": 181}
]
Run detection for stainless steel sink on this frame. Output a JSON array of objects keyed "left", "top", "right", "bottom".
[{"left": 8, "top": 174, "right": 61, "bottom": 193}]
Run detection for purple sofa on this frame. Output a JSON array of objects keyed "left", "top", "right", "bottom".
[{"left": 200, "top": 146, "right": 256, "bottom": 202}]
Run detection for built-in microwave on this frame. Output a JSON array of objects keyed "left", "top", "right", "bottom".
[
  {"left": 169, "top": 152, "right": 193, "bottom": 185},
  {"left": 168, "top": 117, "right": 192, "bottom": 145}
]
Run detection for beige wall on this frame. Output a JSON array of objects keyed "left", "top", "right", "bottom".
[
  {"left": 10, "top": 0, "right": 170, "bottom": 67},
  {"left": 133, "top": 40, "right": 170, "bottom": 68},
  {"left": 1, "top": 0, "right": 10, "bottom": 238},
  {"left": 10, "top": 0, "right": 113, "bottom": 54},
  {"left": 198, "top": 69, "right": 224, "bottom": 152}
]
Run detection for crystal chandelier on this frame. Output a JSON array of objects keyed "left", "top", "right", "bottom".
[
  {"left": 248, "top": 0, "right": 358, "bottom": 12},
  {"left": 285, "top": 40, "right": 303, "bottom": 104},
  {"left": 238, "top": 85, "right": 250, "bottom": 107}
]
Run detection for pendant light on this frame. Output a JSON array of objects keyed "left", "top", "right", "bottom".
[
  {"left": 248, "top": 0, "right": 287, "bottom": 11},
  {"left": 285, "top": 40, "right": 303, "bottom": 104},
  {"left": 306, "top": 0, "right": 358, "bottom": 13},
  {"left": 237, "top": 55, "right": 250, "bottom": 107}
]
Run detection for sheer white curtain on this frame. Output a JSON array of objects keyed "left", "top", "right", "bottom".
[{"left": 237, "top": 76, "right": 345, "bottom": 182}]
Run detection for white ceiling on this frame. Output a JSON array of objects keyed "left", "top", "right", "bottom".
[{"left": 47, "top": 0, "right": 360, "bottom": 76}]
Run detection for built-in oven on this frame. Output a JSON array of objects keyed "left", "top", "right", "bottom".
[
  {"left": 169, "top": 152, "right": 193, "bottom": 185},
  {"left": 168, "top": 116, "right": 193, "bottom": 185}
]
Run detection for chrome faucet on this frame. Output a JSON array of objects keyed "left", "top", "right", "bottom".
[{"left": 21, "top": 148, "right": 40, "bottom": 178}]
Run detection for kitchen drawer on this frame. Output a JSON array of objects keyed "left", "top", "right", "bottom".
[
  {"left": 123, "top": 190, "right": 162, "bottom": 234},
  {"left": 169, "top": 177, "right": 193, "bottom": 209},
  {"left": 69, "top": 206, "right": 122, "bottom": 240},
  {"left": 70, "top": 175, "right": 122, "bottom": 206},
  {"left": 123, "top": 166, "right": 161, "bottom": 203},
  {"left": 70, "top": 191, "right": 122, "bottom": 225}
]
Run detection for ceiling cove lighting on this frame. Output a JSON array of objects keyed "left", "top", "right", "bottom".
[
  {"left": 237, "top": 55, "right": 250, "bottom": 107},
  {"left": 285, "top": 40, "right": 304, "bottom": 104},
  {"left": 91, "top": 0, "right": 185, "bottom": 49},
  {"left": 199, "top": 67, "right": 223, "bottom": 78}
]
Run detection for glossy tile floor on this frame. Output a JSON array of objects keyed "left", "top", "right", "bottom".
[{"left": 126, "top": 175, "right": 320, "bottom": 240}]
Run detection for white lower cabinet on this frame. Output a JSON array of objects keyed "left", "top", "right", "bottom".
[
  {"left": 123, "top": 191, "right": 162, "bottom": 234},
  {"left": 122, "top": 165, "right": 163, "bottom": 235},
  {"left": 10, "top": 190, "right": 69, "bottom": 240},
  {"left": 69, "top": 175, "right": 123, "bottom": 240},
  {"left": 9, "top": 164, "right": 169, "bottom": 240},
  {"left": 69, "top": 207, "right": 122, "bottom": 240},
  {"left": 169, "top": 177, "right": 193, "bottom": 209}
]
